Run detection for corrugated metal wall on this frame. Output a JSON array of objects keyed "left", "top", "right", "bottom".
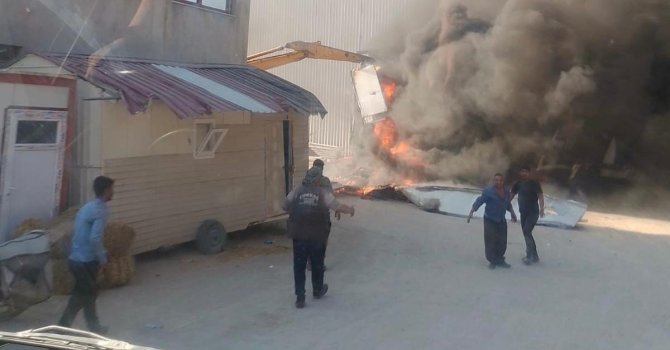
[{"left": 248, "top": 0, "right": 412, "bottom": 157}]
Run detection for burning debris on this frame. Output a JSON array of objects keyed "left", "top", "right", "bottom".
[
  {"left": 333, "top": 182, "right": 408, "bottom": 202},
  {"left": 349, "top": 0, "right": 670, "bottom": 193}
]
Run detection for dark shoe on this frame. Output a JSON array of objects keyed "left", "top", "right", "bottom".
[
  {"left": 488, "top": 263, "right": 496, "bottom": 270},
  {"left": 532, "top": 256, "right": 540, "bottom": 263},
  {"left": 497, "top": 262, "right": 512, "bottom": 268},
  {"left": 313, "top": 284, "right": 329, "bottom": 299},
  {"left": 89, "top": 325, "right": 109, "bottom": 335},
  {"left": 522, "top": 257, "right": 532, "bottom": 265},
  {"left": 295, "top": 296, "right": 306, "bottom": 309}
]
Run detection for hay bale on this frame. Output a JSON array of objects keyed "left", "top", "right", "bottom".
[
  {"left": 48, "top": 220, "right": 74, "bottom": 260},
  {"left": 103, "top": 222, "right": 135, "bottom": 257},
  {"left": 97, "top": 255, "right": 135, "bottom": 289},
  {"left": 12, "top": 219, "right": 47, "bottom": 239},
  {"left": 49, "top": 207, "right": 79, "bottom": 227},
  {"left": 51, "top": 259, "right": 74, "bottom": 295}
]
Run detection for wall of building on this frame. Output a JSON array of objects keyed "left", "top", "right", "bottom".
[
  {"left": 0, "top": 0, "right": 250, "bottom": 64},
  {"left": 247, "top": 0, "right": 413, "bottom": 157}
]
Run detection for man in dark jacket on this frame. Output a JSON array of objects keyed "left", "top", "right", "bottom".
[
  {"left": 511, "top": 166, "right": 545, "bottom": 265},
  {"left": 283, "top": 166, "right": 355, "bottom": 309}
]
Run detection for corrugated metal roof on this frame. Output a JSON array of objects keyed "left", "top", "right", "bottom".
[{"left": 39, "top": 53, "right": 327, "bottom": 118}]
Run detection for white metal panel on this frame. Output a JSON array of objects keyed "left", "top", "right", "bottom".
[
  {"left": 401, "top": 186, "right": 588, "bottom": 229},
  {"left": 353, "top": 65, "right": 387, "bottom": 119}
]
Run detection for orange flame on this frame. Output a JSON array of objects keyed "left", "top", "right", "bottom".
[
  {"left": 380, "top": 78, "right": 397, "bottom": 105},
  {"left": 390, "top": 141, "right": 410, "bottom": 155},
  {"left": 373, "top": 117, "right": 398, "bottom": 149}
]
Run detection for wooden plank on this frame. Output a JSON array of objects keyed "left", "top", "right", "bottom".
[
  {"left": 109, "top": 169, "right": 265, "bottom": 192},
  {"left": 110, "top": 177, "right": 264, "bottom": 204},
  {"left": 110, "top": 192, "right": 265, "bottom": 222},
  {"left": 104, "top": 151, "right": 265, "bottom": 174}
]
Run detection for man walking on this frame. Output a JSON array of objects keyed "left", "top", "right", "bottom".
[
  {"left": 284, "top": 166, "right": 355, "bottom": 309},
  {"left": 59, "top": 176, "right": 113, "bottom": 334},
  {"left": 511, "top": 166, "right": 545, "bottom": 265},
  {"left": 467, "top": 173, "right": 517, "bottom": 269}
]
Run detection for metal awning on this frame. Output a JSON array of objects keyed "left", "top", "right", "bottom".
[{"left": 39, "top": 53, "right": 327, "bottom": 118}]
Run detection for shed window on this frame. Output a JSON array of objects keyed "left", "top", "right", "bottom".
[
  {"left": 193, "top": 121, "right": 228, "bottom": 159},
  {"left": 16, "top": 120, "right": 59, "bottom": 145}
]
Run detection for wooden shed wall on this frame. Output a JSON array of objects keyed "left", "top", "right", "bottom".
[{"left": 99, "top": 102, "right": 308, "bottom": 254}]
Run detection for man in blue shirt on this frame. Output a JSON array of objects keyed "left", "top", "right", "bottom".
[
  {"left": 58, "top": 176, "right": 114, "bottom": 334},
  {"left": 467, "top": 173, "right": 517, "bottom": 269}
]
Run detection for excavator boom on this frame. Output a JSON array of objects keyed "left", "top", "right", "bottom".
[{"left": 247, "top": 41, "right": 373, "bottom": 70}]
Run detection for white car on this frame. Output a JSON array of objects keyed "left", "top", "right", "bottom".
[{"left": 0, "top": 326, "right": 159, "bottom": 350}]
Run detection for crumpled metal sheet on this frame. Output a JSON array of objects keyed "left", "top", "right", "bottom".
[{"left": 401, "top": 185, "right": 587, "bottom": 229}]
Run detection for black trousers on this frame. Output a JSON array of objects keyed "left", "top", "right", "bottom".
[
  {"left": 308, "top": 222, "right": 330, "bottom": 267},
  {"left": 293, "top": 239, "right": 326, "bottom": 298},
  {"left": 58, "top": 261, "right": 102, "bottom": 330},
  {"left": 521, "top": 212, "right": 540, "bottom": 259},
  {"left": 484, "top": 218, "right": 507, "bottom": 265}
]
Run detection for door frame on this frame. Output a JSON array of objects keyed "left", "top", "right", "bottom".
[
  {"left": 282, "top": 120, "right": 293, "bottom": 195},
  {"left": 0, "top": 73, "right": 76, "bottom": 214},
  {"left": 0, "top": 107, "right": 68, "bottom": 237}
]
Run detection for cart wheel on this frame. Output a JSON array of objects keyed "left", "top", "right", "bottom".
[{"left": 196, "top": 220, "right": 227, "bottom": 255}]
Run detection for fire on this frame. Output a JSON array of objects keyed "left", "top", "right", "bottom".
[
  {"left": 333, "top": 184, "right": 376, "bottom": 197},
  {"left": 390, "top": 141, "right": 410, "bottom": 155},
  {"left": 373, "top": 117, "right": 398, "bottom": 149},
  {"left": 361, "top": 186, "right": 375, "bottom": 195},
  {"left": 380, "top": 78, "right": 397, "bottom": 105}
]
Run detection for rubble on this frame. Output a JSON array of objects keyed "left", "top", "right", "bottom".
[{"left": 332, "top": 178, "right": 587, "bottom": 229}]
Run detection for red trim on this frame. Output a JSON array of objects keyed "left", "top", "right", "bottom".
[
  {"left": 0, "top": 73, "right": 75, "bottom": 88},
  {"left": 0, "top": 73, "right": 77, "bottom": 212}
]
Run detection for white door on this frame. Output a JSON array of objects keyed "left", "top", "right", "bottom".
[{"left": 0, "top": 108, "right": 67, "bottom": 240}]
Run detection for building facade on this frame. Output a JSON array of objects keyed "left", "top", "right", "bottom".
[{"left": 0, "top": 0, "right": 250, "bottom": 64}]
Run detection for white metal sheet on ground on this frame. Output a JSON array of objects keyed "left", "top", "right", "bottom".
[{"left": 401, "top": 186, "right": 587, "bottom": 229}]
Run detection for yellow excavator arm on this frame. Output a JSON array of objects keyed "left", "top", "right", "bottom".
[{"left": 247, "top": 41, "right": 373, "bottom": 70}]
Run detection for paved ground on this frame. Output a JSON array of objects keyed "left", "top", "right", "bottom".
[{"left": 2, "top": 198, "right": 670, "bottom": 350}]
